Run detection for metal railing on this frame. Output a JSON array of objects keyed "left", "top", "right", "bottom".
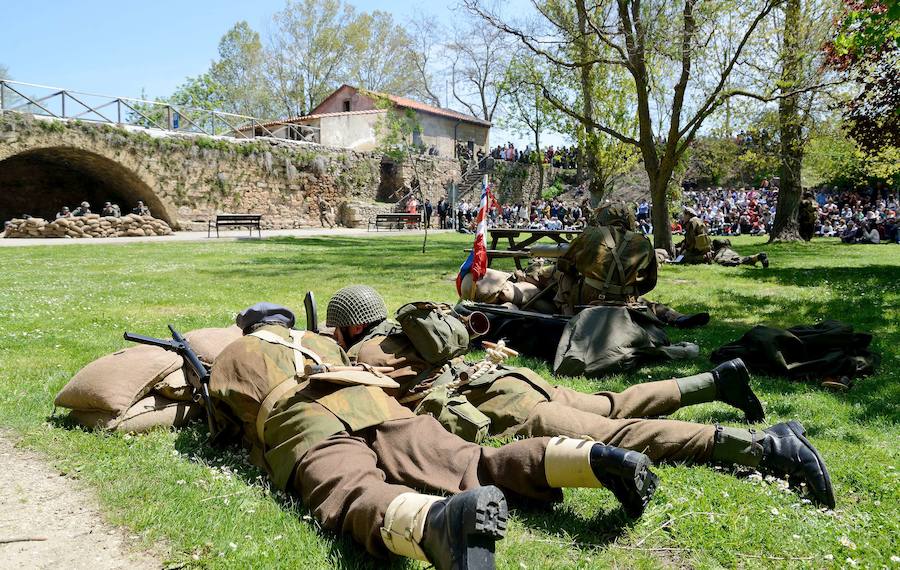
[{"left": 0, "top": 79, "right": 319, "bottom": 142}]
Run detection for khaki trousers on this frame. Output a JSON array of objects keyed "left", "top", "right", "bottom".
[
  {"left": 293, "top": 414, "right": 555, "bottom": 558},
  {"left": 465, "top": 377, "right": 716, "bottom": 463}
]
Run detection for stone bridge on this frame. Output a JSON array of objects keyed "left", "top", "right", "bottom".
[{"left": 0, "top": 113, "right": 461, "bottom": 229}]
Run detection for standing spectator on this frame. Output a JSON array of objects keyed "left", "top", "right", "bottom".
[
  {"left": 437, "top": 198, "right": 448, "bottom": 229},
  {"left": 636, "top": 199, "right": 650, "bottom": 221},
  {"left": 424, "top": 199, "right": 433, "bottom": 229}
]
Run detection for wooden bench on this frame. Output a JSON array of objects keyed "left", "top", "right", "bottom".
[
  {"left": 208, "top": 214, "right": 262, "bottom": 238},
  {"left": 368, "top": 212, "right": 422, "bottom": 231}
]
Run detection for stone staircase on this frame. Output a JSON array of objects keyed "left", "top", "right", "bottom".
[{"left": 457, "top": 157, "right": 494, "bottom": 201}]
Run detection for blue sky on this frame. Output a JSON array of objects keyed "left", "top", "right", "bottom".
[{"left": 0, "top": 0, "right": 568, "bottom": 147}]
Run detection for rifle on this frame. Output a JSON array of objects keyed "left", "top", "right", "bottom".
[{"left": 123, "top": 325, "right": 218, "bottom": 439}]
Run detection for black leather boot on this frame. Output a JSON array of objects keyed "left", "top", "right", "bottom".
[
  {"left": 589, "top": 445, "right": 659, "bottom": 518},
  {"left": 759, "top": 421, "right": 835, "bottom": 508},
  {"left": 422, "top": 486, "right": 508, "bottom": 570},
  {"left": 712, "top": 358, "right": 765, "bottom": 422},
  {"left": 673, "top": 312, "right": 711, "bottom": 328},
  {"left": 759, "top": 252, "right": 769, "bottom": 268}
]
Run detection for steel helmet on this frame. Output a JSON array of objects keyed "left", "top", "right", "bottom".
[{"left": 326, "top": 285, "right": 388, "bottom": 328}]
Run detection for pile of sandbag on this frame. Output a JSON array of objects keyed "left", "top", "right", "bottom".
[
  {"left": 54, "top": 326, "right": 242, "bottom": 433},
  {"left": 3, "top": 214, "right": 174, "bottom": 238}
]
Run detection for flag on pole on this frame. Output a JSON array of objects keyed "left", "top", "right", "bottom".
[{"left": 456, "top": 175, "right": 491, "bottom": 298}]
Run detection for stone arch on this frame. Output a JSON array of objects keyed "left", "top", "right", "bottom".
[{"left": 0, "top": 146, "right": 175, "bottom": 225}]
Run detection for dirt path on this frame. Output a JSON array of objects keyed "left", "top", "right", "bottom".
[{"left": 0, "top": 434, "right": 161, "bottom": 570}]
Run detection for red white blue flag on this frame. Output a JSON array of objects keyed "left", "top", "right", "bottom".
[{"left": 456, "top": 175, "right": 491, "bottom": 298}]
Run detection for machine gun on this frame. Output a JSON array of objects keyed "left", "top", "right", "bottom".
[{"left": 123, "top": 325, "right": 218, "bottom": 439}]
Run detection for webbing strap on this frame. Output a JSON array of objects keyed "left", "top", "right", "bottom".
[
  {"left": 249, "top": 329, "right": 323, "bottom": 374},
  {"left": 255, "top": 378, "right": 307, "bottom": 445},
  {"left": 599, "top": 229, "right": 626, "bottom": 292}
]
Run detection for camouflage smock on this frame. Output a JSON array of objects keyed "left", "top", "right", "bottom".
[{"left": 210, "top": 324, "right": 413, "bottom": 490}]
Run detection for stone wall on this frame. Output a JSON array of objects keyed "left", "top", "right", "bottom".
[{"left": 0, "top": 113, "right": 463, "bottom": 231}]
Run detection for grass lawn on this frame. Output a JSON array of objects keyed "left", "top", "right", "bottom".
[{"left": 0, "top": 233, "right": 897, "bottom": 569}]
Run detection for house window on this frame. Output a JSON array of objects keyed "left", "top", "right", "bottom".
[{"left": 342, "top": 99, "right": 351, "bottom": 112}]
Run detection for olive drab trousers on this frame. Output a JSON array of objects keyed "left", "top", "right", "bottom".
[
  {"left": 461, "top": 377, "right": 717, "bottom": 463},
  {"left": 293, "top": 413, "right": 556, "bottom": 558}
]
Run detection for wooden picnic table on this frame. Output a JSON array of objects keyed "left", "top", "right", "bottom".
[{"left": 487, "top": 228, "right": 582, "bottom": 269}]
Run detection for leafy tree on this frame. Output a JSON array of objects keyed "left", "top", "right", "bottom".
[
  {"left": 266, "top": 0, "right": 361, "bottom": 117},
  {"left": 499, "top": 58, "right": 558, "bottom": 199},
  {"left": 827, "top": 1, "right": 900, "bottom": 154},
  {"left": 467, "top": 0, "right": 784, "bottom": 253},
  {"left": 345, "top": 11, "right": 421, "bottom": 96},
  {"left": 208, "top": 22, "right": 278, "bottom": 119}
]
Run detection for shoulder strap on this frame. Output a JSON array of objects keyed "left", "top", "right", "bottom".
[
  {"left": 255, "top": 378, "right": 307, "bottom": 446},
  {"left": 249, "top": 329, "right": 324, "bottom": 374}
]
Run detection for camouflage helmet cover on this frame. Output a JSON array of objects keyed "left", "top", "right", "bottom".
[
  {"left": 326, "top": 285, "right": 388, "bottom": 328},
  {"left": 592, "top": 203, "right": 636, "bottom": 230}
]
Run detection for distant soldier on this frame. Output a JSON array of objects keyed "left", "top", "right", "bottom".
[
  {"left": 554, "top": 204, "right": 710, "bottom": 326},
  {"left": 675, "top": 207, "right": 712, "bottom": 263},
  {"left": 317, "top": 196, "right": 334, "bottom": 228},
  {"left": 799, "top": 191, "right": 818, "bottom": 241},
  {"left": 101, "top": 202, "right": 117, "bottom": 217},
  {"left": 72, "top": 202, "right": 92, "bottom": 216},
  {"left": 132, "top": 201, "right": 150, "bottom": 216},
  {"left": 55, "top": 206, "right": 72, "bottom": 219},
  {"left": 711, "top": 239, "right": 769, "bottom": 268}
]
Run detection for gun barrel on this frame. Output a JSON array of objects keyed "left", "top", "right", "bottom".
[
  {"left": 123, "top": 331, "right": 177, "bottom": 350},
  {"left": 529, "top": 243, "right": 570, "bottom": 258}
]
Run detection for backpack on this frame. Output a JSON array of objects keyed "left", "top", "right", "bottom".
[
  {"left": 396, "top": 302, "right": 470, "bottom": 365},
  {"left": 564, "top": 226, "right": 656, "bottom": 297}
]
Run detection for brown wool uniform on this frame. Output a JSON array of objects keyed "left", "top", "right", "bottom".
[
  {"left": 210, "top": 324, "right": 559, "bottom": 558},
  {"left": 350, "top": 325, "right": 716, "bottom": 463}
]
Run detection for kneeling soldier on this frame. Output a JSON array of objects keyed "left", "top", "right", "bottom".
[
  {"left": 327, "top": 285, "right": 835, "bottom": 509},
  {"left": 210, "top": 303, "right": 659, "bottom": 570}
]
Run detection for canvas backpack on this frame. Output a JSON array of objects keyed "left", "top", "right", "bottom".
[{"left": 395, "top": 302, "right": 470, "bottom": 366}]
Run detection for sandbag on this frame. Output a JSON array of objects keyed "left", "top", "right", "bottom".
[
  {"left": 153, "top": 368, "right": 193, "bottom": 402},
  {"left": 68, "top": 394, "right": 201, "bottom": 433},
  {"left": 184, "top": 325, "right": 243, "bottom": 363},
  {"left": 55, "top": 345, "right": 182, "bottom": 414}
]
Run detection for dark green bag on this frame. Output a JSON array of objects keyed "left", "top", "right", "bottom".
[
  {"left": 396, "top": 302, "right": 470, "bottom": 365},
  {"left": 415, "top": 387, "right": 490, "bottom": 443}
]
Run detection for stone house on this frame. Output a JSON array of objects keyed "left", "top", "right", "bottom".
[{"left": 246, "top": 85, "right": 491, "bottom": 158}]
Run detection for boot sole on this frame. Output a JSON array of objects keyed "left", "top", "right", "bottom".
[
  {"left": 457, "top": 486, "right": 508, "bottom": 570},
  {"left": 785, "top": 421, "right": 835, "bottom": 508},
  {"left": 605, "top": 452, "right": 658, "bottom": 518}
]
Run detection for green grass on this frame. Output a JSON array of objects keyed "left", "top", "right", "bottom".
[{"left": 0, "top": 234, "right": 897, "bottom": 569}]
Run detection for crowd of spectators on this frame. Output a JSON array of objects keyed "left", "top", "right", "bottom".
[
  {"left": 676, "top": 181, "right": 898, "bottom": 243},
  {"left": 679, "top": 180, "right": 779, "bottom": 236},
  {"left": 452, "top": 196, "right": 590, "bottom": 232},
  {"left": 812, "top": 185, "right": 898, "bottom": 244},
  {"left": 489, "top": 143, "right": 579, "bottom": 169}
]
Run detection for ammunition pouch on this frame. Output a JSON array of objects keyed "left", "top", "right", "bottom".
[{"left": 415, "top": 387, "right": 490, "bottom": 444}]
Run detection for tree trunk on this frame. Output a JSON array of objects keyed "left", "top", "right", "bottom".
[
  {"left": 535, "top": 129, "right": 544, "bottom": 201},
  {"left": 575, "top": 0, "right": 604, "bottom": 204},
  {"left": 770, "top": 0, "right": 804, "bottom": 242},
  {"left": 648, "top": 171, "right": 674, "bottom": 254}
]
